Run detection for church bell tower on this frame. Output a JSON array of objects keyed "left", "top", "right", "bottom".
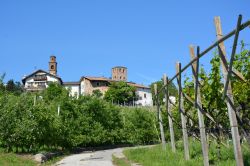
[{"left": 49, "top": 55, "right": 57, "bottom": 75}]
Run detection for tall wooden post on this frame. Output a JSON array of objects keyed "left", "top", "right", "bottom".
[
  {"left": 163, "top": 74, "right": 176, "bottom": 153},
  {"left": 154, "top": 84, "right": 166, "bottom": 150},
  {"left": 33, "top": 95, "right": 36, "bottom": 106},
  {"left": 214, "top": 16, "right": 243, "bottom": 166},
  {"left": 190, "top": 46, "right": 209, "bottom": 166},
  {"left": 57, "top": 105, "right": 60, "bottom": 116},
  {"left": 176, "top": 63, "right": 190, "bottom": 160}
]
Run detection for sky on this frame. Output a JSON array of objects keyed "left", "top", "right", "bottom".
[{"left": 0, "top": 0, "right": 250, "bottom": 86}]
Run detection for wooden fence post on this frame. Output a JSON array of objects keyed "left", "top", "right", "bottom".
[
  {"left": 57, "top": 105, "right": 60, "bottom": 116},
  {"left": 214, "top": 16, "right": 243, "bottom": 166},
  {"left": 33, "top": 95, "right": 36, "bottom": 106},
  {"left": 176, "top": 62, "right": 190, "bottom": 160},
  {"left": 190, "top": 46, "right": 209, "bottom": 166},
  {"left": 154, "top": 84, "right": 166, "bottom": 150},
  {"left": 163, "top": 74, "right": 176, "bottom": 153}
]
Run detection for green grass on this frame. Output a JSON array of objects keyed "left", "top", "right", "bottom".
[
  {"left": 0, "top": 149, "right": 36, "bottom": 166},
  {"left": 120, "top": 141, "right": 250, "bottom": 166},
  {"left": 0, "top": 148, "right": 67, "bottom": 166},
  {"left": 43, "top": 155, "right": 65, "bottom": 166},
  {"left": 112, "top": 155, "right": 130, "bottom": 166}
]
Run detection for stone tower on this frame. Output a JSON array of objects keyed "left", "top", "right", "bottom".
[
  {"left": 49, "top": 55, "right": 57, "bottom": 75},
  {"left": 112, "top": 66, "right": 127, "bottom": 81}
]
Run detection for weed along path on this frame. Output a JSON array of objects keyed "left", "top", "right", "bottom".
[{"left": 55, "top": 147, "right": 124, "bottom": 166}]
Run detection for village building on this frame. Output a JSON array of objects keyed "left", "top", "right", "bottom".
[
  {"left": 22, "top": 56, "right": 63, "bottom": 91},
  {"left": 22, "top": 56, "right": 153, "bottom": 106}
]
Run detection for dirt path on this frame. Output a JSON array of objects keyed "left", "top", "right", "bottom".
[{"left": 55, "top": 148, "right": 124, "bottom": 166}]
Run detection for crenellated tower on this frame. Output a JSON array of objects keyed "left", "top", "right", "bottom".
[{"left": 112, "top": 66, "right": 127, "bottom": 81}]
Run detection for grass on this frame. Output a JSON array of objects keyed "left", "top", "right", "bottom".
[
  {"left": 0, "top": 149, "right": 36, "bottom": 166},
  {"left": 116, "top": 140, "right": 250, "bottom": 166},
  {"left": 0, "top": 147, "right": 67, "bottom": 166},
  {"left": 43, "top": 155, "right": 65, "bottom": 166},
  {"left": 112, "top": 155, "right": 130, "bottom": 166}
]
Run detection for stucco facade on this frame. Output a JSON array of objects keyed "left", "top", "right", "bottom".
[
  {"left": 64, "top": 82, "right": 80, "bottom": 98},
  {"left": 22, "top": 70, "right": 62, "bottom": 92},
  {"left": 80, "top": 77, "right": 110, "bottom": 96},
  {"left": 134, "top": 87, "right": 153, "bottom": 106}
]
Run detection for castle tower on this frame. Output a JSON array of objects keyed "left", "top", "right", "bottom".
[
  {"left": 49, "top": 55, "right": 57, "bottom": 75},
  {"left": 112, "top": 66, "right": 127, "bottom": 81}
]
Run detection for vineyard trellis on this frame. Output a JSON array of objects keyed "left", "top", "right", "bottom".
[{"left": 154, "top": 15, "right": 250, "bottom": 166}]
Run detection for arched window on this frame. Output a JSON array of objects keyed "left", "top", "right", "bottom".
[{"left": 51, "top": 65, "right": 54, "bottom": 69}]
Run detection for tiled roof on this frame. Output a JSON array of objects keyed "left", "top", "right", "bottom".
[
  {"left": 63, "top": 81, "right": 80, "bottom": 85},
  {"left": 81, "top": 76, "right": 150, "bottom": 89},
  {"left": 82, "top": 76, "right": 112, "bottom": 82},
  {"left": 127, "top": 82, "right": 150, "bottom": 89},
  {"left": 22, "top": 69, "right": 63, "bottom": 84}
]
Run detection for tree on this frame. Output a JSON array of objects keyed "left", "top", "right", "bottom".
[
  {"left": 104, "top": 81, "right": 136, "bottom": 104},
  {"left": 150, "top": 80, "right": 178, "bottom": 105},
  {"left": 231, "top": 41, "right": 250, "bottom": 146},
  {"left": 42, "top": 82, "right": 69, "bottom": 102},
  {"left": 0, "top": 73, "right": 6, "bottom": 93},
  {"left": 5, "top": 80, "right": 23, "bottom": 95},
  {"left": 92, "top": 89, "right": 103, "bottom": 98}
]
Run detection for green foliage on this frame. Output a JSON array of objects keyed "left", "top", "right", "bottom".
[
  {"left": 0, "top": 83, "right": 159, "bottom": 152},
  {"left": 231, "top": 41, "right": 250, "bottom": 144},
  {"left": 122, "top": 141, "right": 250, "bottom": 166},
  {"left": 42, "top": 82, "right": 69, "bottom": 102},
  {"left": 150, "top": 41, "right": 250, "bottom": 164},
  {"left": 112, "top": 155, "right": 130, "bottom": 166},
  {"left": 0, "top": 73, "right": 5, "bottom": 94},
  {"left": 122, "top": 107, "right": 158, "bottom": 145},
  {"left": 150, "top": 80, "right": 178, "bottom": 105},
  {"left": 104, "top": 81, "right": 136, "bottom": 104},
  {"left": 0, "top": 74, "right": 23, "bottom": 95},
  {"left": 0, "top": 148, "right": 36, "bottom": 166},
  {"left": 92, "top": 89, "right": 103, "bottom": 98},
  {"left": 5, "top": 80, "right": 23, "bottom": 95}
]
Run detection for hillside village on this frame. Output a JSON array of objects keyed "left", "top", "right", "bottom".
[{"left": 22, "top": 56, "right": 153, "bottom": 106}]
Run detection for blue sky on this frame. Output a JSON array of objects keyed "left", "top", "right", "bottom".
[{"left": 0, "top": 0, "right": 250, "bottom": 85}]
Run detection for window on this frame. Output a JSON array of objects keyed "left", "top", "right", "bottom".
[
  {"left": 96, "top": 82, "right": 100, "bottom": 86},
  {"left": 120, "top": 76, "right": 122, "bottom": 79},
  {"left": 124, "top": 77, "right": 125, "bottom": 80},
  {"left": 51, "top": 65, "right": 54, "bottom": 69},
  {"left": 139, "top": 97, "right": 142, "bottom": 100},
  {"left": 144, "top": 93, "right": 147, "bottom": 98}
]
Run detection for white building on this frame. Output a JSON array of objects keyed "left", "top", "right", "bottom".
[
  {"left": 127, "top": 83, "right": 153, "bottom": 106},
  {"left": 63, "top": 82, "right": 81, "bottom": 98},
  {"left": 22, "top": 69, "right": 62, "bottom": 91}
]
